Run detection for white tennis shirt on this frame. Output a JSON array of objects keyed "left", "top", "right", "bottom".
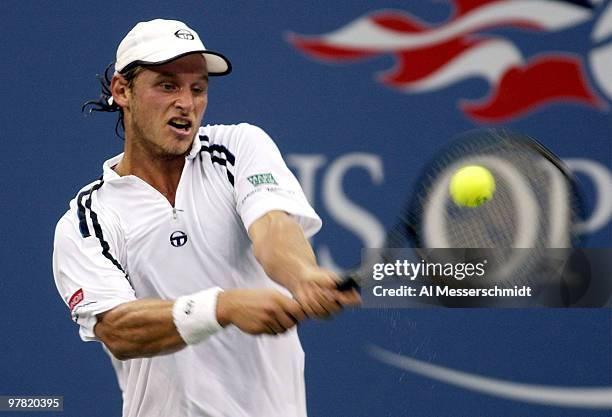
[{"left": 53, "top": 123, "right": 321, "bottom": 417}]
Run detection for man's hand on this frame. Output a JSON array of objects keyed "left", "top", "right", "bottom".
[
  {"left": 216, "top": 289, "right": 306, "bottom": 335},
  {"left": 288, "top": 266, "right": 361, "bottom": 319}
]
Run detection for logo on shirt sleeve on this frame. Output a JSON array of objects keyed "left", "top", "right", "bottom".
[
  {"left": 68, "top": 288, "right": 84, "bottom": 311},
  {"left": 247, "top": 173, "right": 278, "bottom": 187}
]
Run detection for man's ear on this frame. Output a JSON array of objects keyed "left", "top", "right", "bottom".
[{"left": 110, "top": 74, "right": 131, "bottom": 109}]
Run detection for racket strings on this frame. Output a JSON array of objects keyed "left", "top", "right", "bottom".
[{"left": 406, "top": 129, "right": 582, "bottom": 287}]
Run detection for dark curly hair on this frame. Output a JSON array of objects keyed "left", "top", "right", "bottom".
[{"left": 81, "top": 63, "right": 145, "bottom": 138}]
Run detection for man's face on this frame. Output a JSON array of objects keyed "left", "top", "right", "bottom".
[{"left": 122, "top": 54, "right": 209, "bottom": 158}]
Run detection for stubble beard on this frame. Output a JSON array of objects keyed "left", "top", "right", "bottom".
[{"left": 129, "top": 115, "right": 193, "bottom": 162}]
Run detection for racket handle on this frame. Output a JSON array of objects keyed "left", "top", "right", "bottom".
[{"left": 336, "top": 274, "right": 361, "bottom": 291}]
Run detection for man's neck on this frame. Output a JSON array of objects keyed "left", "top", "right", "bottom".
[{"left": 114, "top": 145, "right": 187, "bottom": 207}]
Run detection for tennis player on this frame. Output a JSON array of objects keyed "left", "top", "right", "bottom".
[{"left": 52, "top": 19, "right": 359, "bottom": 417}]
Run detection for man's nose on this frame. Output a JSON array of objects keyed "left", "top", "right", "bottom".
[{"left": 174, "top": 88, "right": 195, "bottom": 112}]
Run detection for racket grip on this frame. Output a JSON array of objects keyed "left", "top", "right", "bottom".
[{"left": 336, "top": 274, "right": 361, "bottom": 292}]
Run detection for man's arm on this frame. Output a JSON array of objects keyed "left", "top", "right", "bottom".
[
  {"left": 248, "top": 210, "right": 360, "bottom": 318},
  {"left": 95, "top": 299, "right": 181, "bottom": 360},
  {"left": 94, "top": 288, "right": 306, "bottom": 360}
]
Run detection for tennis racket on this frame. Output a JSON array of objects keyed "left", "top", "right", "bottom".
[{"left": 336, "top": 128, "right": 586, "bottom": 300}]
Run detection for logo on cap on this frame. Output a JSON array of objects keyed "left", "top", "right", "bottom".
[{"left": 175, "top": 29, "right": 195, "bottom": 40}]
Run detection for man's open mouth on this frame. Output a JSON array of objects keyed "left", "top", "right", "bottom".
[{"left": 168, "top": 118, "right": 192, "bottom": 131}]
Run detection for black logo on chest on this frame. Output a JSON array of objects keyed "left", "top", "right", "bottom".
[{"left": 170, "top": 231, "right": 188, "bottom": 247}]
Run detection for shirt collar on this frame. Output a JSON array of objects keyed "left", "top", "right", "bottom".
[
  {"left": 102, "top": 153, "right": 124, "bottom": 181},
  {"left": 186, "top": 133, "right": 203, "bottom": 160},
  {"left": 102, "top": 134, "right": 204, "bottom": 181}
]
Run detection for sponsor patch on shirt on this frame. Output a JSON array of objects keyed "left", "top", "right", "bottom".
[
  {"left": 68, "top": 288, "right": 84, "bottom": 311},
  {"left": 247, "top": 173, "right": 278, "bottom": 187}
]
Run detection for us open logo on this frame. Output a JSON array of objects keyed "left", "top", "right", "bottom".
[
  {"left": 174, "top": 29, "right": 195, "bottom": 40},
  {"left": 170, "top": 231, "right": 188, "bottom": 247}
]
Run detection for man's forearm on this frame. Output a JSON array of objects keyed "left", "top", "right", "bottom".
[
  {"left": 94, "top": 288, "right": 306, "bottom": 360},
  {"left": 249, "top": 211, "right": 318, "bottom": 291},
  {"left": 249, "top": 211, "right": 360, "bottom": 319},
  {"left": 95, "top": 299, "right": 185, "bottom": 360}
]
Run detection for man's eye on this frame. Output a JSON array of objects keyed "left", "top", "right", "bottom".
[
  {"left": 161, "top": 83, "right": 175, "bottom": 91},
  {"left": 192, "top": 86, "right": 207, "bottom": 94}
]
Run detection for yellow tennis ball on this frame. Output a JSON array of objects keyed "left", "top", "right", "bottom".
[{"left": 449, "top": 165, "right": 496, "bottom": 207}]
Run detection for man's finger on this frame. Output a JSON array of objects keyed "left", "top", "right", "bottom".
[
  {"left": 275, "top": 310, "right": 299, "bottom": 330},
  {"left": 296, "top": 298, "right": 317, "bottom": 318},
  {"left": 333, "top": 289, "right": 362, "bottom": 306},
  {"left": 266, "top": 318, "right": 285, "bottom": 334},
  {"left": 315, "top": 292, "right": 343, "bottom": 315},
  {"left": 285, "top": 302, "right": 306, "bottom": 323}
]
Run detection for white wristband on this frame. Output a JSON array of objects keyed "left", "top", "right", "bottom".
[{"left": 172, "top": 287, "right": 224, "bottom": 345}]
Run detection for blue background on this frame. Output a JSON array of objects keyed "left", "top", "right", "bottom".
[{"left": 0, "top": 1, "right": 610, "bottom": 416}]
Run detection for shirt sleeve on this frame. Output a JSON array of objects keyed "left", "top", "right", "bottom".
[
  {"left": 53, "top": 210, "right": 136, "bottom": 342},
  {"left": 233, "top": 124, "right": 322, "bottom": 237}
]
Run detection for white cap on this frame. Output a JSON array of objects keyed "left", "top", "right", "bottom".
[{"left": 115, "top": 19, "right": 231, "bottom": 76}]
